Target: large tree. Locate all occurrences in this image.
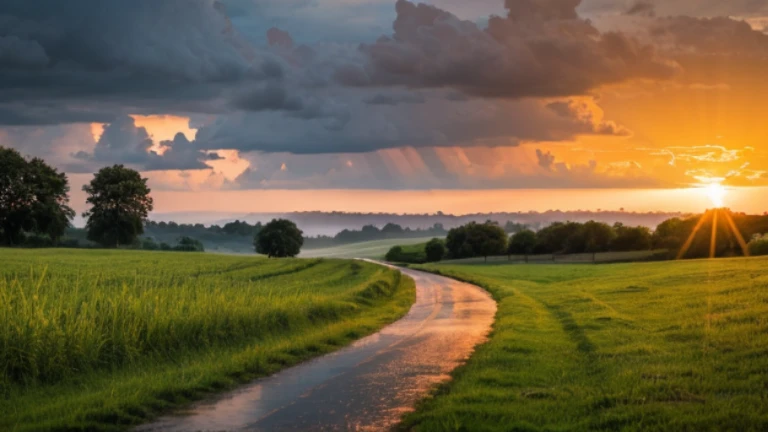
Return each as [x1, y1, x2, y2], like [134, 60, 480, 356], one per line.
[254, 219, 304, 258]
[0, 147, 74, 245]
[83, 165, 153, 247]
[27, 158, 75, 243]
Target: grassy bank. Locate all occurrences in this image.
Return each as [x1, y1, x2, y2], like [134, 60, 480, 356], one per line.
[300, 237, 434, 259]
[403, 258, 768, 431]
[0, 249, 415, 431]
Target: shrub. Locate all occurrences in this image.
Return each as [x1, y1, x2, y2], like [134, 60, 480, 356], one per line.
[425, 238, 446, 262]
[749, 234, 768, 256]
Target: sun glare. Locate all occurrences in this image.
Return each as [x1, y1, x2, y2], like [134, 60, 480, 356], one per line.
[705, 183, 726, 208]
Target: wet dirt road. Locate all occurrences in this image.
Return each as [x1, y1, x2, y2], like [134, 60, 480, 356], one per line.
[136, 266, 496, 431]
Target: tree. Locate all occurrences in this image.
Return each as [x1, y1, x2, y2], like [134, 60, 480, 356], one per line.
[425, 238, 446, 262]
[611, 224, 652, 252]
[446, 222, 508, 261]
[26, 158, 75, 243]
[534, 222, 582, 254]
[83, 165, 154, 247]
[508, 229, 537, 257]
[566, 221, 615, 254]
[0, 147, 34, 245]
[254, 219, 304, 258]
[0, 147, 74, 245]
[385, 246, 404, 262]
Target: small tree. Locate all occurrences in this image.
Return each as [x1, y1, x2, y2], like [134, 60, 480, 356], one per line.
[508, 229, 536, 261]
[83, 165, 154, 247]
[749, 234, 768, 256]
[385, 245, 404, 262]
[254, 219, 304, 258]
[425, 238, 446, 262]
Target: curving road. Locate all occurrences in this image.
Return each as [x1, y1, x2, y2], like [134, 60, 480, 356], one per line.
[137, 265, 496, 432]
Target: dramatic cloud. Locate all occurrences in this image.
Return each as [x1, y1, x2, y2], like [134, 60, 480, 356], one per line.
[73, 116, 217, 172]
[650, 16, 768, 56]
[0, 0, 282, 125]
[336, 0, 679, 98]
[193, 92, 631, 154]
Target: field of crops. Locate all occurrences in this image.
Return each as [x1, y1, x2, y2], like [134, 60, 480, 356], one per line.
[0, 249, 414, 431]
[404, 257, 768, 431]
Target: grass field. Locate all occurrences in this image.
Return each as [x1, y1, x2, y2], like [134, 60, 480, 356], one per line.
[402, 258, 768, 431]
[0, 249, 415, 431]
[300, 237, 434, 259]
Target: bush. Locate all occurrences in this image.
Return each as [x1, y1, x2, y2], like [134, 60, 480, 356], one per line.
[749, 234, 768, 256]
[173, 236, 205, 252]
[385, 244, 428, 264]
[425, 238, 446, 262]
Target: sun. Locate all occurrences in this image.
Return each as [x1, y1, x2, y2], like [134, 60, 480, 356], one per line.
[705, 183, 726, 208]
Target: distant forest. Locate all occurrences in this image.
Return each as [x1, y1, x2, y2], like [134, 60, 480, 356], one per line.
[57, 212, 687, 254]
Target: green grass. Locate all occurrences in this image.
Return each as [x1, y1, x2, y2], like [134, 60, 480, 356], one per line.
[0, 249, 415, 431]
[300, 237, 434, 259]
[403, 258, 768, 431]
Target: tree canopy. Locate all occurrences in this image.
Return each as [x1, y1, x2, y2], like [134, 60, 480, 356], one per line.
[0, 147, 74, 245]
[82, 165, 153, 248]
[446, 221, 508, 260]
[425, 238, 446, 262]
[254, 219, 304, 258]
[508, 229, 536, 255]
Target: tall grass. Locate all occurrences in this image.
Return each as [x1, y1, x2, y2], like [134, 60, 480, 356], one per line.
[0, 249, 403, 391]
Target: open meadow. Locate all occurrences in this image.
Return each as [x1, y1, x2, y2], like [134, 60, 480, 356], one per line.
[403, 257, 768, 431]
[0, 249, 415, 431]
[300, 237, 435, 259]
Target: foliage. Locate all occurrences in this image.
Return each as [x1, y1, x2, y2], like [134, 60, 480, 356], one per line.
[653, 210, 768, 259]
[0, 147, 74, 245]
[612, 223, 652, 252]
[254, 219, 304, 258]
[565, 221, 616, 253]
[424, 238, 446, 262]
[405, 258, 768, 431]
[385, 243, 428, 264]
[507, 229, 536, 255]
[0, 249, 414, 430]
[173, 236, 205, 252]
[533, 221, 582, 254]
[82, 165, 154, 247]
[446, 221, 509, 260]
[749, 234, 768, 256]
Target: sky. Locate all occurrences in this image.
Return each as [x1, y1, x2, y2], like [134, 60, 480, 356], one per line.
[2, 0, 768, 217]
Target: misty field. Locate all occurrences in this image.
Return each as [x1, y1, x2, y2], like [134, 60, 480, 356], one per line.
[403, 258, 768, 431]
[0, 249, 414, 431]
[300, 237, 435, 259]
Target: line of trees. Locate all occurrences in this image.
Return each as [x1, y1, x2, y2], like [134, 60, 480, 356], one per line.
[1, 147, 202, 251]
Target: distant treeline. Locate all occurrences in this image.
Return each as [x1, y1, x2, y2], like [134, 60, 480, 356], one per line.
[386, 210, 768, 263]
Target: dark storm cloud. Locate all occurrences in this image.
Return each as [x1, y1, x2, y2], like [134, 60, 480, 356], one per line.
[650, 16, 768, 56]
[626, 2, 656, 17]
[74, 116, 214, 172]
[336, 0, 680, 98]
[364, 92, 426, 106]
[0, 0, 287, 125]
